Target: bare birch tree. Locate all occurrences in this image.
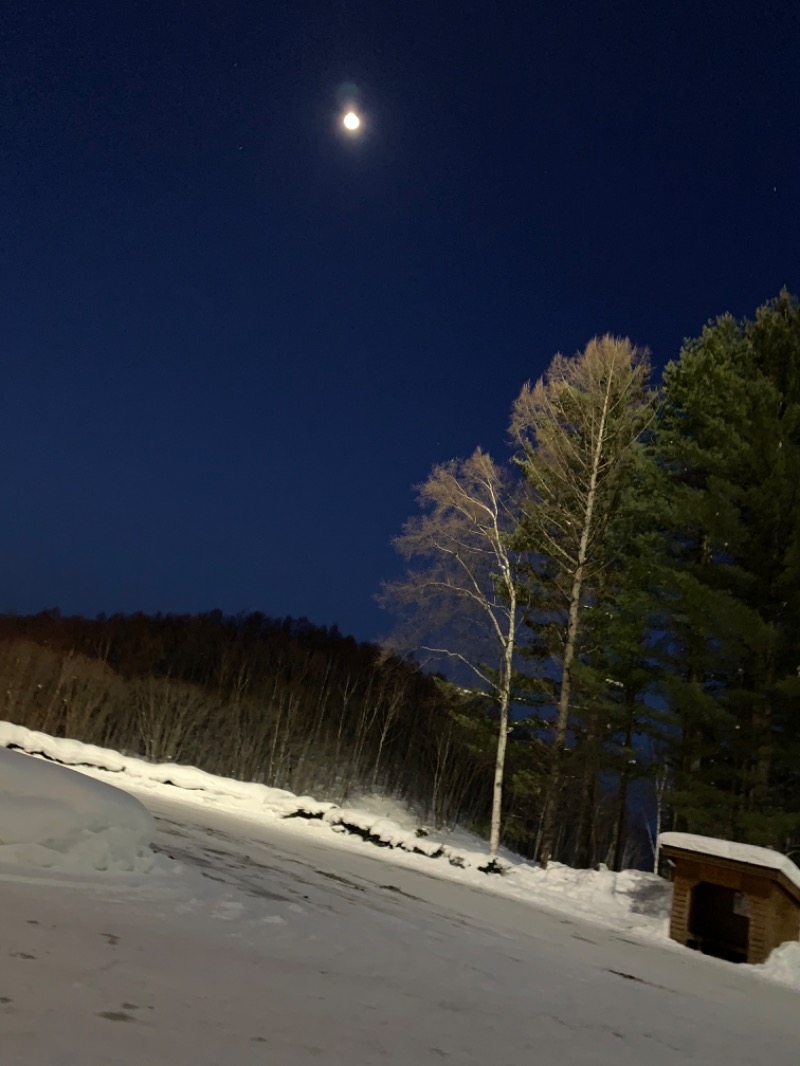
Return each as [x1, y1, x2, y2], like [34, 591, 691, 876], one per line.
[510, 335, 654, 866]
[381, 448, 523, 860]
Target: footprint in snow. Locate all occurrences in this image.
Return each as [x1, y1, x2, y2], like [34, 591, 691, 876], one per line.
[213, 900, 246, 920]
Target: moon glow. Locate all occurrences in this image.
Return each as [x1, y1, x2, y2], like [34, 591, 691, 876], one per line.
[342, 111, 361, 132]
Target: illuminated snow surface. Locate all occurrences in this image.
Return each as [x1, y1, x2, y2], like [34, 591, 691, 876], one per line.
[1, 727, 799, 1065]
[0, 746, 154, 873]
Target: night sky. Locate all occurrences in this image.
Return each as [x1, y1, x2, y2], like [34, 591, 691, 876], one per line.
[2, 1, 798, 642]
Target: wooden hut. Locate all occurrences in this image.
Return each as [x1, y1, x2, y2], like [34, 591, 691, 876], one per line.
[658, 832, 800, 965]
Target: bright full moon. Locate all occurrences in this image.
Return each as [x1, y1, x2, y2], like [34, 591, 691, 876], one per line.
[342, 111, 361, 131]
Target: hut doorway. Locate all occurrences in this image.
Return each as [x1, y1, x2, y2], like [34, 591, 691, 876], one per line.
[688, 882, 749, 963]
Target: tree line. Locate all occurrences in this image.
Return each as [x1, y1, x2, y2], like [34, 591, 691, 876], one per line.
[383, 291, 800, 867]
[0, 609, 549, 852]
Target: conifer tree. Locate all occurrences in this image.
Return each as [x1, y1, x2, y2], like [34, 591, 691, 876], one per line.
[569, 446, 667, 870]
[652, 292, 800, 846]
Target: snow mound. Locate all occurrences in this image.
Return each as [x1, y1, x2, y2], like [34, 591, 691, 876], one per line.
[0, 747, 155, 874]
[754, 941, 800, 991]
[316, 806, 503, 869]
[497, 860, 673, 929]
[613, 867, 674, 920]
[345, 792, 425, 832]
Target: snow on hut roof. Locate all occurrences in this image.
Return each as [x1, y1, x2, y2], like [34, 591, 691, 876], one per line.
[659, 832, 800, 894]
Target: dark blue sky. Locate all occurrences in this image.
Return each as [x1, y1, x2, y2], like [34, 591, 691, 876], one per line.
[2, 1, 798, 641]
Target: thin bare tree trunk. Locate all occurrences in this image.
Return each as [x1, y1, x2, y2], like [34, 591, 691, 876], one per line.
[489, 595, 516, 859]
[539, 373, 613, 866]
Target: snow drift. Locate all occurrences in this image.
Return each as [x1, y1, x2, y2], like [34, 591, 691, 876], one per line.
[0, 745, 155, 873]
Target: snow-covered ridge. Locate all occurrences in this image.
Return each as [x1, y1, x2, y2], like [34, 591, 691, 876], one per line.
[0, 720, 669, 913]
[0, 719, 679, 941]
[0, 720, 501, 872]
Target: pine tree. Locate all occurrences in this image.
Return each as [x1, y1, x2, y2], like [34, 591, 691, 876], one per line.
[652, 292, 800, 847]
[570, 444, 669, 870]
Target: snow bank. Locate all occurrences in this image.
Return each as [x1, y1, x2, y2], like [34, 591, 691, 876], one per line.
[659, 831, 800, 894]
[345, 791, 425, 832]
[0, 720, 670, 919]
[754, 941, 800, 991]
[515, 861, 673, 922]
[0, 746, 155, 873]
[0, 721, 498, 865]
[0, 720, 334, 818]
[289, 805, 500, 869]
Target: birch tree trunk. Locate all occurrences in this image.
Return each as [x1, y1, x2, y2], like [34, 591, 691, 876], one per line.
[382, 448, 525, 861]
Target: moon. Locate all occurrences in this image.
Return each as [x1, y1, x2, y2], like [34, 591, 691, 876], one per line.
[342, 111, 361, 132]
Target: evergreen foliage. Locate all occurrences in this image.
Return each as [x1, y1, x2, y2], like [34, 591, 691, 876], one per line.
[651, 291, 800, 849]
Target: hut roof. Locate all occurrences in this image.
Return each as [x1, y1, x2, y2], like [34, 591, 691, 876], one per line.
[659, 832, 800, 893]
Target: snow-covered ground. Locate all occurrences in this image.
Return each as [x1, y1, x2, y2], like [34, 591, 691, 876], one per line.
[0, 720, 673, 931]
[2, 723, 800, 1064]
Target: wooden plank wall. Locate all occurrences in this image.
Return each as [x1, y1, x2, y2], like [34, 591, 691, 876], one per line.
[670, 876, 691, 945]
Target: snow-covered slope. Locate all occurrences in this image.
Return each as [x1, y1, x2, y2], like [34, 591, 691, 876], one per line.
[0, 719, 670, 929]
[2, 723, 800, 1063]
[1, 719, 799, 1003]
[1, 761, 800, 1065]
